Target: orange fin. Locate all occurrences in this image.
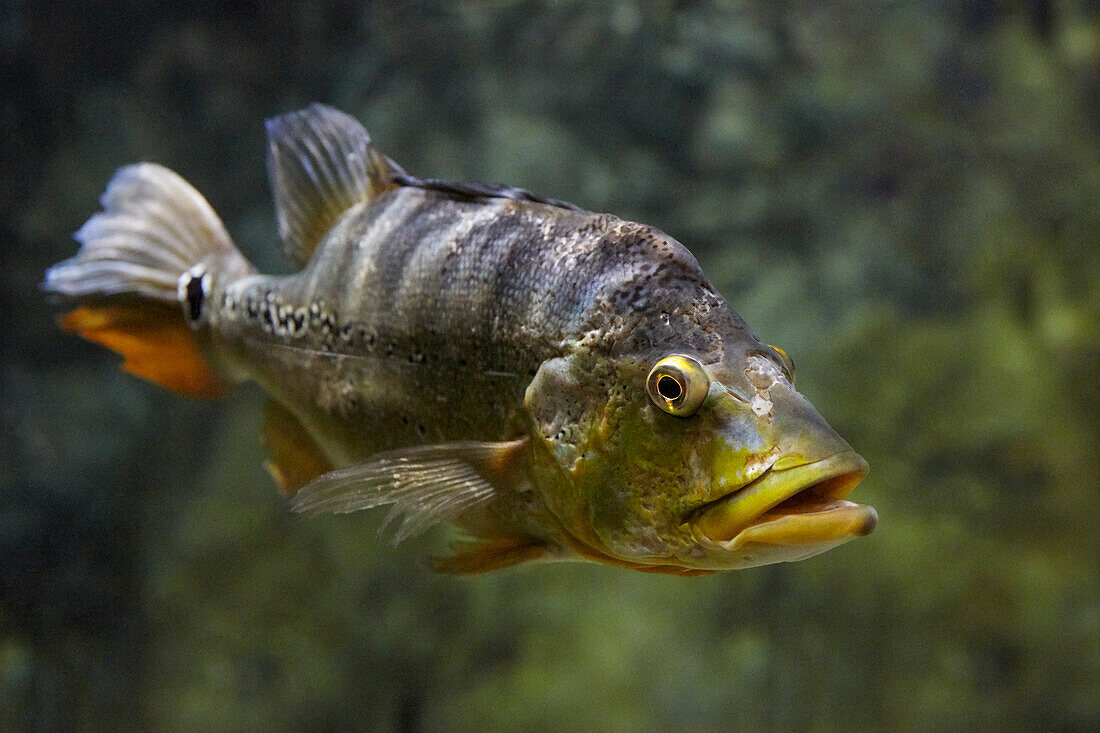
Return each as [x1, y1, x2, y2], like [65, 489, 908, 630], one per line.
[432, 536, 553, 575]
[61, 303, 230, 399]
[262, 401, 333, 496]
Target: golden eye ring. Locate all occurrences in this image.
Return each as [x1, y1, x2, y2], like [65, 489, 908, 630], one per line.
[646, 354, 710, 417]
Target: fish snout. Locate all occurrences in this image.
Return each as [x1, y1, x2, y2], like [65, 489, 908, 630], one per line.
[766, 383, 857, 465]
[689, 385, 876, 566]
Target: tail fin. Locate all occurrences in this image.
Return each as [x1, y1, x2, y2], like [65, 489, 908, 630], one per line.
[43, 163, 253, 399]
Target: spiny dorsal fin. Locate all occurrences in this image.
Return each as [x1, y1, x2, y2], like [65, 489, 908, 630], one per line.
[265, 103, 405, 268]
[290, 439, 527, 545]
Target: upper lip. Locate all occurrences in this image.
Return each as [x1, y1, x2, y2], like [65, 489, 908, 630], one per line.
[690, 451, 874, 548]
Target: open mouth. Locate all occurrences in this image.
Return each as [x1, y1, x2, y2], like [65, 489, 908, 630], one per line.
[692, 451, 876, 551]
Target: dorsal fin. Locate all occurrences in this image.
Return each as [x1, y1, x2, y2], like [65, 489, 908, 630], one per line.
[265, 103, 405, 268]
[387, 174, 585, 212]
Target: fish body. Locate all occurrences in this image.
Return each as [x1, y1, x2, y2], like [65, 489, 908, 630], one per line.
[44, 104, 876, 575]
[216, 187, 732, 464]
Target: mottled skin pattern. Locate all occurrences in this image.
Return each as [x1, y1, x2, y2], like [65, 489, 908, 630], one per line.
[205, 182, 772, 568]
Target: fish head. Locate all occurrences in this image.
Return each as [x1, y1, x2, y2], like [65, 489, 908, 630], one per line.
[523, 345, 875, 572]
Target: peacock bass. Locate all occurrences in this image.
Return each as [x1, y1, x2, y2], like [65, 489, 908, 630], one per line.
[43, 104, 876, 575]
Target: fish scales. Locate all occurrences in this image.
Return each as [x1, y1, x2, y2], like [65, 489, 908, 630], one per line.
[43, 104, 876, 574]
[214, 185, 737, 464]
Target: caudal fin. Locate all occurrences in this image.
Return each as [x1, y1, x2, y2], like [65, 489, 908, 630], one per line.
[43, 163, 253, 398]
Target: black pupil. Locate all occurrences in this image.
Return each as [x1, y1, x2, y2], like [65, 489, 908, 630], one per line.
[656, 374, 684, 402]
[185, 275, 204, 321]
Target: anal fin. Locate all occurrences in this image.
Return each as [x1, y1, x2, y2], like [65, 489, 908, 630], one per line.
[432, 536, 553, 575]
[262, 401, 333, 496]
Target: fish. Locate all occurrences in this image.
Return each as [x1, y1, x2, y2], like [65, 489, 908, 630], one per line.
[42, 103, 876, 575]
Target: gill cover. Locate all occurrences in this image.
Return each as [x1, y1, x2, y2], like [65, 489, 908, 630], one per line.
[523, 352, 714, 565]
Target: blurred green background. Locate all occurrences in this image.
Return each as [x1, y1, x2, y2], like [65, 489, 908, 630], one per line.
[2, 1, 1098, 730]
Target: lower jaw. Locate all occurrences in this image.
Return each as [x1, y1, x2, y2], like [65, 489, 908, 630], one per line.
[691, 532, 864, 569]
[725, 499, 878, 549]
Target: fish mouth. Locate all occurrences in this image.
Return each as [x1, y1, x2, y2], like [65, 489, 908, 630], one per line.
[691, 451, 876, 557]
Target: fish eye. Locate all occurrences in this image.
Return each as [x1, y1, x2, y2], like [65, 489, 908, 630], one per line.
[646, 354, 709, 417]
[768, 345, 796, 384]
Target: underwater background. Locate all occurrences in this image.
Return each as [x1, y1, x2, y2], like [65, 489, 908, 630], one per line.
[3, 1, 1099, 730]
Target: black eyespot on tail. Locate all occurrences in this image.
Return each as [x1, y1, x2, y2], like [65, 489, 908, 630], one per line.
[185, 273, 205, 321]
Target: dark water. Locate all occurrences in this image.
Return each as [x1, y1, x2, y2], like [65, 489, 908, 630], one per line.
[3, 2, 1098, 730]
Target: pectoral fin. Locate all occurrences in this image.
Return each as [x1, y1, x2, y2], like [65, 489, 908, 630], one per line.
[290, 439, 527, 544]
[261, 401, 333, 496]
